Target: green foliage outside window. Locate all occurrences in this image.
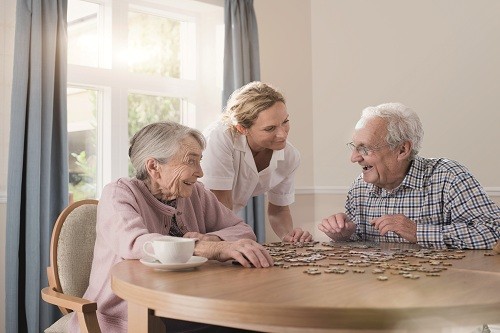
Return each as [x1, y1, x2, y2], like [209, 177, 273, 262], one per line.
[69, 150, 97, 201]
[68, 90, 97, 202]
[128, 11, 181, 78]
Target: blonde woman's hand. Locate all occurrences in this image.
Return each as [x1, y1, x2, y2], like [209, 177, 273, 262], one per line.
[281, 228, 313, 242]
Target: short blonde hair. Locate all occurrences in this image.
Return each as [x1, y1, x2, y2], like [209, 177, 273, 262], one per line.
[221, 81, 285, 133]
[129, 121, 206, 180]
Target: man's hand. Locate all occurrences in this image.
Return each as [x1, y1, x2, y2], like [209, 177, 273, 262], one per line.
[370, 214, 417, 243]
[282, 228, 313, 242]
[209, 239, 274, 268]
[318, 213, 356, 241]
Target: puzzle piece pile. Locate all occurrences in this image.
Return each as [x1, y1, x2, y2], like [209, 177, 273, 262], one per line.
[262, 241, 493, 281]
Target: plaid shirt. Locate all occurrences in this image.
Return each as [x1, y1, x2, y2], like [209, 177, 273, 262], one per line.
[346, 156, 500, 249]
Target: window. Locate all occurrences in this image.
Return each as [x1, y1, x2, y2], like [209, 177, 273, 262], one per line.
[67, 87, 99, 202]
[67, 0, 224, 202]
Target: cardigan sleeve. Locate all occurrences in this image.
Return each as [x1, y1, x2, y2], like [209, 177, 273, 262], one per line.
[181, 182, 257, 241]
[96, 181, 166, 259]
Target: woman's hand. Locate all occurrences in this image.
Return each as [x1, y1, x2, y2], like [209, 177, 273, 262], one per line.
[281, 228, 313, 242]
[210, 239, 274, 268]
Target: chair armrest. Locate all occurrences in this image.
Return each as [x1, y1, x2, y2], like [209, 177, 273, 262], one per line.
[41, 287, 97, 313]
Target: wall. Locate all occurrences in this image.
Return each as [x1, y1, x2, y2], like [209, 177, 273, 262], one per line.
[254, 0, 319, 242]
[256, 0, 500, 243]
[0, 0, 15, 330]
[310, 0, 500, 189]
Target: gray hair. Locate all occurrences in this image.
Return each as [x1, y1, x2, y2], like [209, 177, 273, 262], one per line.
[129, 121, 206, 180]
[356, 102, 424, 159]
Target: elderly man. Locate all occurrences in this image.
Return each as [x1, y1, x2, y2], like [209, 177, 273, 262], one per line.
[318, 102, 499, 249]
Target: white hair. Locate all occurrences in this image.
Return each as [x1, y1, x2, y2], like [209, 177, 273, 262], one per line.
[355, 102, 424, 159]
[129, 121, 206, 180]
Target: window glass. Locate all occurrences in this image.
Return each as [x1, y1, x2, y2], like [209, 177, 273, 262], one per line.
[127, 93, 181, 176]
[67, 0, 223, 200]
[128, 11, 181, 78]
[67, 87, 99, 202]
[67, 0, 100, 67]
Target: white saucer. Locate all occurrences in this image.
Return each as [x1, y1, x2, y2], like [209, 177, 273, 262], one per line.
[140, 256, 208, 271]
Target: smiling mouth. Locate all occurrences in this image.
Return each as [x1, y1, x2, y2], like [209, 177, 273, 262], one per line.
[183, 181, 195, 185]
[362, 165, 373, 172]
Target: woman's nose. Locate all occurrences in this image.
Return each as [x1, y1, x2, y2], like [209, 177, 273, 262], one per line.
[276, 126, 287, 138]
[195, 164, 204, 178]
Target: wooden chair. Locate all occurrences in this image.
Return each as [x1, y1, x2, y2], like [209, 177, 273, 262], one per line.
[41, 199, 167, 332]
[41, 199, 101, 333]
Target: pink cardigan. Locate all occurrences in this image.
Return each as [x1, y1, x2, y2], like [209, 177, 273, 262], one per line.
[67, 178, 255, 332]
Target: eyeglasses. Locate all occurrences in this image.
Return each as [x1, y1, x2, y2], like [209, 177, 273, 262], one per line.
[346, 142, 391, 156]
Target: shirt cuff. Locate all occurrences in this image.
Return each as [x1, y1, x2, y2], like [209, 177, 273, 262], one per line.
[267, 192, 295, 207]
[416, 224, 446, 249]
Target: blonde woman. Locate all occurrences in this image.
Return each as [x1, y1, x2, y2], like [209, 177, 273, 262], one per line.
[200, 82, 312, 242]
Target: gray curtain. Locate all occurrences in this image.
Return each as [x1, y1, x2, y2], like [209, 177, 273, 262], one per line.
[223, 0, 265, 242]
[5, 1, 69, 332]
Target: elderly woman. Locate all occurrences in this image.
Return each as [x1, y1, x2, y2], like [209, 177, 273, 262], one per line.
[200, 81, 312, 242]
[67, 121, 273, 333]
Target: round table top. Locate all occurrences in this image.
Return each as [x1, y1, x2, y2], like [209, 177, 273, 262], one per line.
[111, 242, 500, 331]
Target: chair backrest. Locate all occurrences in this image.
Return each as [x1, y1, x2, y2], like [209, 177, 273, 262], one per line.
[47, 199, 99, 314]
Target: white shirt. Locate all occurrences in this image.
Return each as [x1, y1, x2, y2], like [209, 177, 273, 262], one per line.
[200, 121, 300, 213]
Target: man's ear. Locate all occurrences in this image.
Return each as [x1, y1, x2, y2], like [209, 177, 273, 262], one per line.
[397, 141, 413, 161]
[235, 124, 247, 135]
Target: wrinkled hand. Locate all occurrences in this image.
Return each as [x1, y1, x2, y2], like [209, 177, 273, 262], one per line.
[282, 228, 313, 242]
[215, 239, 274, 268]
[370, 214, 417, 243]
[184, 232, 221, 242]
[318, 213, 356, 241]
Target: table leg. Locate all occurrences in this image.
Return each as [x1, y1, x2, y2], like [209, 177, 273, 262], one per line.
[127, 302, 149, 333]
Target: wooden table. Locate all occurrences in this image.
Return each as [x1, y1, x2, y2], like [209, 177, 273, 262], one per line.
[111, 242, 500, 332]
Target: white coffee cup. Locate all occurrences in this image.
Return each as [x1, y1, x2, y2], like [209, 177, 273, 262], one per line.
[143, 237, 195, 264]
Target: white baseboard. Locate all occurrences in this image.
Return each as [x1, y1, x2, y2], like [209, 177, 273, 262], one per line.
[295, 186, 349, 195]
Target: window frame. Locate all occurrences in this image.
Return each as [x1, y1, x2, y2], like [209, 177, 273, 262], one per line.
[67, 0, 224, 198]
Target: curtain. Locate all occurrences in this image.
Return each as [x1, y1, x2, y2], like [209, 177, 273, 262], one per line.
[223, 0, 265, 242]
[5, 1, 68, 332]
